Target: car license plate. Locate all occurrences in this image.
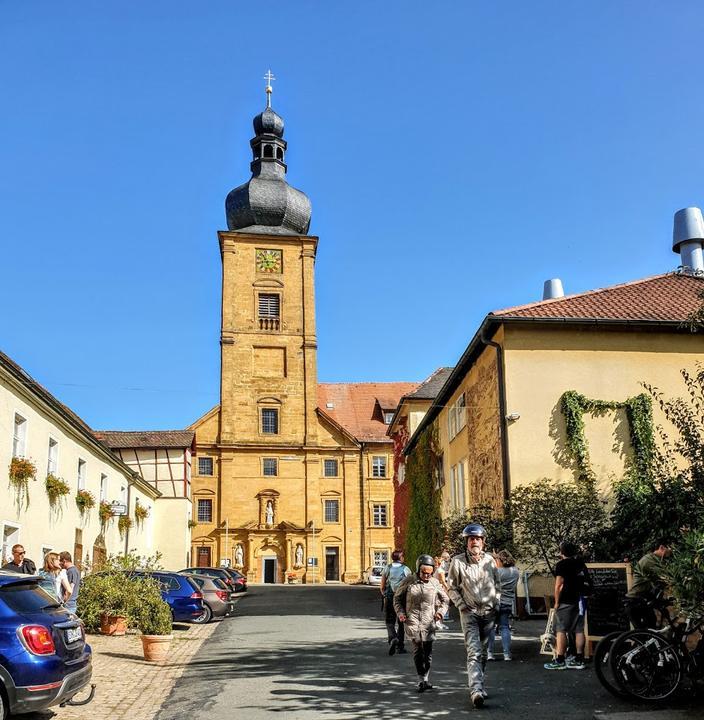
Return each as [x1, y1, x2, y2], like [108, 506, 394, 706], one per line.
[65, 626, 82, 644]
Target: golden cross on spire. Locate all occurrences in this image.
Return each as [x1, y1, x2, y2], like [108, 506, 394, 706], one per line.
[263, 69, 276, 108]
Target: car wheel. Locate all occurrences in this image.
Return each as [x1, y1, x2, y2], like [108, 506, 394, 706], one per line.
[0, 687, 7, 720]
[193, 604, 212, 624]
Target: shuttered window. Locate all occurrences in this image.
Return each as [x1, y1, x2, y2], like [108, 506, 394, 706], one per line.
[258, 293, 280, 318]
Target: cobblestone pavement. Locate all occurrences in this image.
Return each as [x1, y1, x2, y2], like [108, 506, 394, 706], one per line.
[25, 619, 222, 720]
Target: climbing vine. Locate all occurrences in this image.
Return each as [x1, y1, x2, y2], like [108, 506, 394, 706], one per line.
[404, 423, 444, 563]
[560, 391, 655, 483]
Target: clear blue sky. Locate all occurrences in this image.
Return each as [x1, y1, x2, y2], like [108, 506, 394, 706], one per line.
[2, 2, 704, 430]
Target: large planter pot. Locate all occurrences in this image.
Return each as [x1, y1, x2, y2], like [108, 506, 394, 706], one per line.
[100, 614, 128, 636]
[140, 634, 173, 663]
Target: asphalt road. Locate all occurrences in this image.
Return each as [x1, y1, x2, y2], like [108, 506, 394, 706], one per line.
[154, 585, 692, 719]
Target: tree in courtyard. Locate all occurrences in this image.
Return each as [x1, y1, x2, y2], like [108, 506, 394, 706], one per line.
[441, 504, 516, 557]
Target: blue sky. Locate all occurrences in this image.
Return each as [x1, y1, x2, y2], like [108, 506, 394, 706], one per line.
[2, 2, 704, 430]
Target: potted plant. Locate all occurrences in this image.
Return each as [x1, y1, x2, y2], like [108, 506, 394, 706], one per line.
[187, 519, 198, 529]
[137, 582, 173, 662]
[45, 473, 70, 510]
[118, 515, 133, 538]
[99, 500, 113, 531]
[75, 489, 96, 516]
[78, 570, 138, 636]
[286, 572, 298, 584]
[8, 457, 36, 510]
[134, 500, 149, 527]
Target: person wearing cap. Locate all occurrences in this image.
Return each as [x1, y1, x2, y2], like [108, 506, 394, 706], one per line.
[446, 523, 501, 709]
[394, 554, 449, 692]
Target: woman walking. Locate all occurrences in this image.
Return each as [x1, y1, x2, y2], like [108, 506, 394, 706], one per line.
[487, 549, 520, 661]
[37, 551, 71, 603]
[394, 554, 449, 692]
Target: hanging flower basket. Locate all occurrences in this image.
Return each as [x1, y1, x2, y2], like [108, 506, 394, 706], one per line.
[134, 501, 149, 527]
[45, 474, 70, 509]
[75, 489, 96, 516]
[99, 501, 113, 530]
[8, 457, 36, 511]
[118, 516, 133, 538]
[187, 519, 198, 529]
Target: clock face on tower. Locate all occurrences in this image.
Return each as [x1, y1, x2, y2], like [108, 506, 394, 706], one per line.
[255, 248, 283, 274]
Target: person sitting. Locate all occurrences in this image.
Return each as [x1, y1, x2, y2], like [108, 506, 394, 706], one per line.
[624, 539, 672, 629]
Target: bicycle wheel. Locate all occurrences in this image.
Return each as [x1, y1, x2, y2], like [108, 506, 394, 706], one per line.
[610, 630, 682, 702]
[594, 631, 631, 699]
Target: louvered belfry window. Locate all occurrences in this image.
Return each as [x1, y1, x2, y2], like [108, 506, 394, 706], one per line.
[258, 293, 280, 318]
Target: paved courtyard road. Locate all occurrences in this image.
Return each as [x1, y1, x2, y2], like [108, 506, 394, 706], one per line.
[155, 585, 651, 719]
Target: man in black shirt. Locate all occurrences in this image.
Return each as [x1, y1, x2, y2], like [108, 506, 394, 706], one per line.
[544, 541, 590, 671]
[2, 544, 37, 574]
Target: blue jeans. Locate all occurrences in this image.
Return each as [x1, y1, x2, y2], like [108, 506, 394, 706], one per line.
[460, 610, 496, 694]
[487, 606, 512, 657]
[64, 601, 77, 614]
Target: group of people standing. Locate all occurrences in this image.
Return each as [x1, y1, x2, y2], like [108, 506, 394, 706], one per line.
[2, 544, 81, 613]
[380, 523, 520, 708]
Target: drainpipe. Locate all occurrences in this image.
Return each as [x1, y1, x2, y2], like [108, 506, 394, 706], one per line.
[124, 477, 134, 556]
[480, 329, 511, 502]
[359, 442, 366, 575]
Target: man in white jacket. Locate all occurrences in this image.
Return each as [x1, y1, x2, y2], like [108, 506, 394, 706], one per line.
[446, 523, 501, 709]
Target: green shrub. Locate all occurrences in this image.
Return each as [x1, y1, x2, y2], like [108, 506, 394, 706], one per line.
[135, 583, 173, 636]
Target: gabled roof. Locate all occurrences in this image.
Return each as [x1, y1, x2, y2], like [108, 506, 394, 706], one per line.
[404, 367, 454, 400]
[318, 382, 418, 442]
[491, 272, 704, 323]
[95, 430, 195, 449]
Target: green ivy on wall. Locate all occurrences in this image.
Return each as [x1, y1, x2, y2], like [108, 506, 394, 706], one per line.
[404, 424, 444, 564]
[560, 390, 655, 483]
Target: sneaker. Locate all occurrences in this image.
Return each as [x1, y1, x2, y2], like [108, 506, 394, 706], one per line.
[423, 681, 434, 691]
[504, 656, 512, 661]
[471, 692, 485, 708]
[486, 654, 495, 661]
[398, 646, 407, 654]
[388, 638, 398, 656]
[566, 658, 585, 670]
[544, 660, 566, 670]
[417, 681, 426, 693]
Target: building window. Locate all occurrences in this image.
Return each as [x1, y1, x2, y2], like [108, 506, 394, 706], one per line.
[384, 412, 394, 424]
[397, 463, 405, 485]
[448, 393, 467, 440]
[451, 462, 466, 510]
[12, 413, 27, 457]
[372, 504, 388, 526]
[120, 485, 127, 505]
[258, 293, 281, 330]
[261, 408, 279, 434]
[372, 456, 387, 478]
[47, 437, 58, 475]
[100, 474, 108, 502]
[434, 454, 445, 490]
[263, 458, 278, 476]
[198, 457, 213, 476]
[373, 550, 389, 567]
[323, 459, 338, 477]
[324, 499, 340, 523]
[197, 499, 213, 523]
[77, 459, 86, 490]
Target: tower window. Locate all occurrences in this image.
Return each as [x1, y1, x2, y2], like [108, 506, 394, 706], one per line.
[258, 293, 281, 331]
[261, 408, 279, 435]
[263, 145, 274, 158]
[276, 147, 284, 160]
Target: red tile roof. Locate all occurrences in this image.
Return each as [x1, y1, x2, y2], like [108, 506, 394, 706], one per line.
[318, 382, 419, 442]
[491, 272, 704, 322]
[95, 430, 195, 449]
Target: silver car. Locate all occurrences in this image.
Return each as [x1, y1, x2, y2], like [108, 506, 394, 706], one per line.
[364, 566, 385, 586]
[184, 574, 234, 623]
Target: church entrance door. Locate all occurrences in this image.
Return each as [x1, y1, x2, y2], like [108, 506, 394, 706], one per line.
[197, 547, 211, 567]
[263, 557, 277, 583]
[325, 547, 339, 581]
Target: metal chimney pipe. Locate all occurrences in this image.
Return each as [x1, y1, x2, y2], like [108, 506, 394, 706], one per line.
[542, 278, 564, 300]
[673, 207, 704, 272]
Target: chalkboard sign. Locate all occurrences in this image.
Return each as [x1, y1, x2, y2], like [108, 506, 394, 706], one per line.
[585, 563, 633, 644]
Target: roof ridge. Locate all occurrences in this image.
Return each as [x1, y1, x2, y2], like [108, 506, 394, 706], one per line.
[95, 429, 192, 434]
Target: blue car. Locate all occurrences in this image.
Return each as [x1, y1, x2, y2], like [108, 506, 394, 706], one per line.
[0, 571, 92, 718]
[129, 571, 203, 623]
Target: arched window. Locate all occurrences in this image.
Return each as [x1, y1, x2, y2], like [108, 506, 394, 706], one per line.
[263, 145, 274, 158]
[276, 147, 284, 160]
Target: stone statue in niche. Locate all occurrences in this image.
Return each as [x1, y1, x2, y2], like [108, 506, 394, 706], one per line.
[295, 543, 304, 568]
[265, 500, 274, 525]
[235, 544, 244, 568]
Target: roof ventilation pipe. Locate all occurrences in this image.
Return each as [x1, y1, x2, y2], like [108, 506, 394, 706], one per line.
[673, 207, 704, 273]
[542, 278, 564, 300]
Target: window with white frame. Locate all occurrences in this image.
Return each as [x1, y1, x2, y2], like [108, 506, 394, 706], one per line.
[324, 499, 340, 523]
[120, 485, 127, 505]
[373, 550, 389, 567]
[12, 414, 27, 458]
[100, 474, 108, 502]
[323, 459, 338, 477]
[372, 504, 388, 526]
[434, 454, 445, 489]
[384, 412, 394, 424]
[198, 457, 213, 476]
[263, 458, 278, 476]
[448, 393, 467, 440]
[47, 437, 58, 475]
[371, 456, 387, 478]
[451, 462, 466, 509]
[261, 408, 279, 434]
[77, 459, 86, 490]
[197, 499, 212, 522]
[397, 463, 405, 485]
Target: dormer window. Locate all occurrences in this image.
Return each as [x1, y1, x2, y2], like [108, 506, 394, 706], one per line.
[384, 412, 394, 424]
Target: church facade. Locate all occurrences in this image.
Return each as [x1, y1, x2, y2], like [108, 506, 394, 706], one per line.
[188, 89, 416, 583]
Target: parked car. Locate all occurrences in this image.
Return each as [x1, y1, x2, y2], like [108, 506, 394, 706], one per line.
[128, 571, 203, 623]
[0, 571, 93, 718]
[363, 566, 385, 586]
[184, 575, 233, 623]
[180, 567, 247, 593]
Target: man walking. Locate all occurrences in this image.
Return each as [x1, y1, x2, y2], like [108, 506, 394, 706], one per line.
[623, 539, 672, 629]
[447, 523, 501, 709]
[2, 544, 36, 574]
[59, 551, 81, 614]
[544, 541, 591, 671]
[380, 549, 411, 655]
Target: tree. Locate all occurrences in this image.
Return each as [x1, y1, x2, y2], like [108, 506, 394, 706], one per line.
[509, 478, 608, 572]
[441, 505, 516, 557]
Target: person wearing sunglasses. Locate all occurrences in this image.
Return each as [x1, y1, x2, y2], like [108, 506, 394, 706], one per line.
[2, 544, 37, 574]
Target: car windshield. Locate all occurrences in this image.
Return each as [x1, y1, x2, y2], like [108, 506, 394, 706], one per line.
[0, 582, 63, 613]
[371, 568, 383, 576]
